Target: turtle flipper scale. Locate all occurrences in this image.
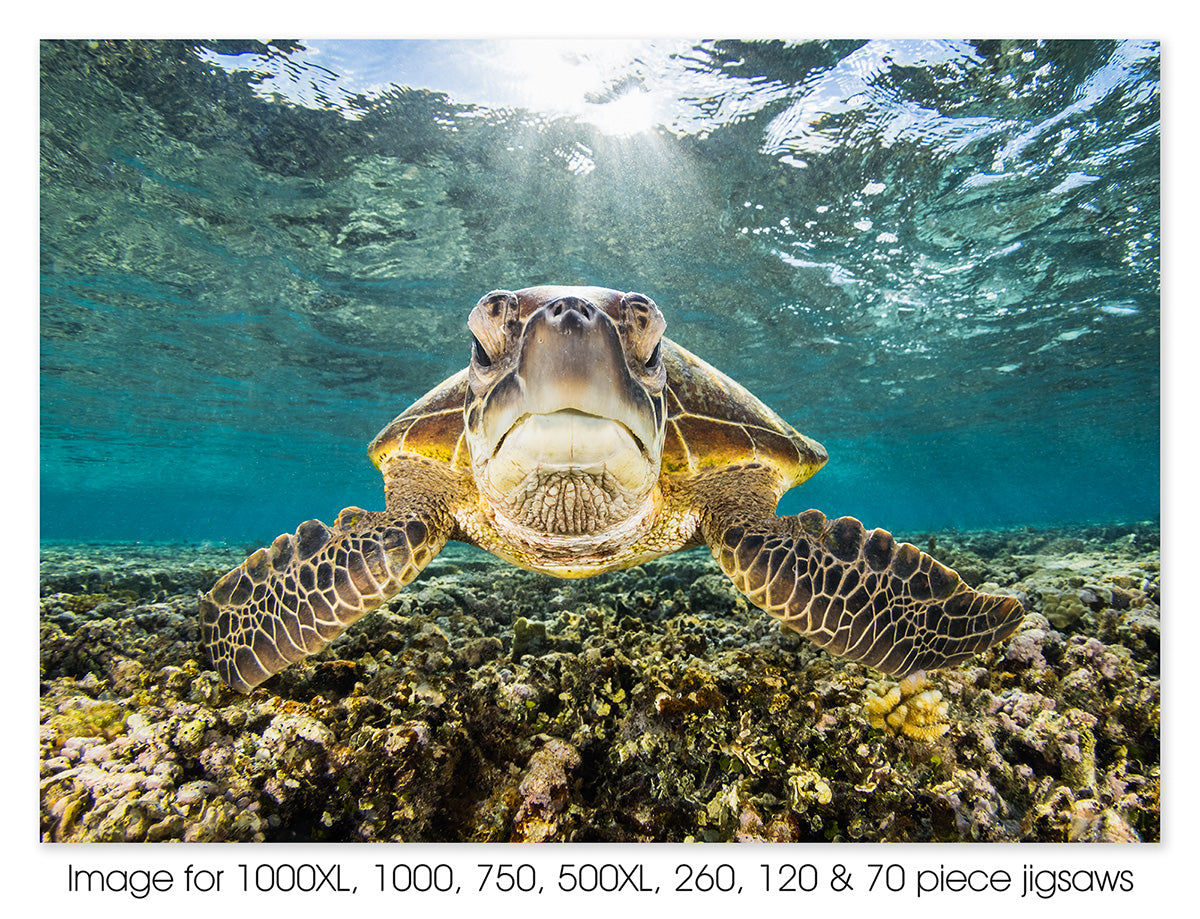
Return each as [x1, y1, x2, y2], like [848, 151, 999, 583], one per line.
[699, 482, 1024, 675]
[199, 507, 448, 692]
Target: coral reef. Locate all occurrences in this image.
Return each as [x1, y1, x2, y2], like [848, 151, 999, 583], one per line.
[39, 522, 1160, 842]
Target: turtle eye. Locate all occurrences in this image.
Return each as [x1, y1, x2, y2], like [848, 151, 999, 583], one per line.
[472, 334, 492, 368]
[645, 340, 662, 369]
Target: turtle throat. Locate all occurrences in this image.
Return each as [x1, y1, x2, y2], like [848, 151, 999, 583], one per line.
[481, 409, 658, 539]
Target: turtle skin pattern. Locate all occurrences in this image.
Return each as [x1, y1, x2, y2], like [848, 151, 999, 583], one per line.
[692, 463, 1024, 676]
[199, 507, 447, 692]
[705, 507, 1023, 675]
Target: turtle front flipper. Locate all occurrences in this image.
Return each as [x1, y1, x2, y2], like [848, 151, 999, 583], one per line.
[696, 468, 1024, 676]
[199, 506, 449, 692]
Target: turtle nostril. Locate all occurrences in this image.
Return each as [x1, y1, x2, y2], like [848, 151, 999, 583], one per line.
[547, 297, 597, 325]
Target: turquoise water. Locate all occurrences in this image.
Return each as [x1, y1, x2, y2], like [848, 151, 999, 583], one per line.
[39, 39, 1160, 543]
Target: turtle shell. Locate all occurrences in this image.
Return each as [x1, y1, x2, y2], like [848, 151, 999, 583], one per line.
[368, 339, 827, 492]
[368, 369, 471, 470]
[659, 340, 827, 488]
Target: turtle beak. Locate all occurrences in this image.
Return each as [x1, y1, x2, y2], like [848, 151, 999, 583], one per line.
[521, 296, 661, 452]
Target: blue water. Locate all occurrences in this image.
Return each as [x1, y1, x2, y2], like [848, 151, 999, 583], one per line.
[39, 39, 1160, 543]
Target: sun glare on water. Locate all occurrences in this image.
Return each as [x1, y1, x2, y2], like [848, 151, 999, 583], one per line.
[468, 39, 673, 136]
[199, 38, 678, 136]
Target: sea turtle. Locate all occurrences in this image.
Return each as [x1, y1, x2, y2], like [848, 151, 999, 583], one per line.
[201, 285, 1024, 693]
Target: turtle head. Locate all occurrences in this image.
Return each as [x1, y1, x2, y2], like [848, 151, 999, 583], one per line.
[463, 286, 668, 540]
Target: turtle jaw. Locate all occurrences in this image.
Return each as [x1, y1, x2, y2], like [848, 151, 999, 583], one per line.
[465, 294, 667, 540]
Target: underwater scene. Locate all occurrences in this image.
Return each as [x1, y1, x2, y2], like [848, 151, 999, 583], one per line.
[39, 39, 1159, 843]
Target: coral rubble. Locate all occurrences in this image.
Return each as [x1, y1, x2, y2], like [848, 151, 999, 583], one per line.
[39, 522, 1160, 842]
